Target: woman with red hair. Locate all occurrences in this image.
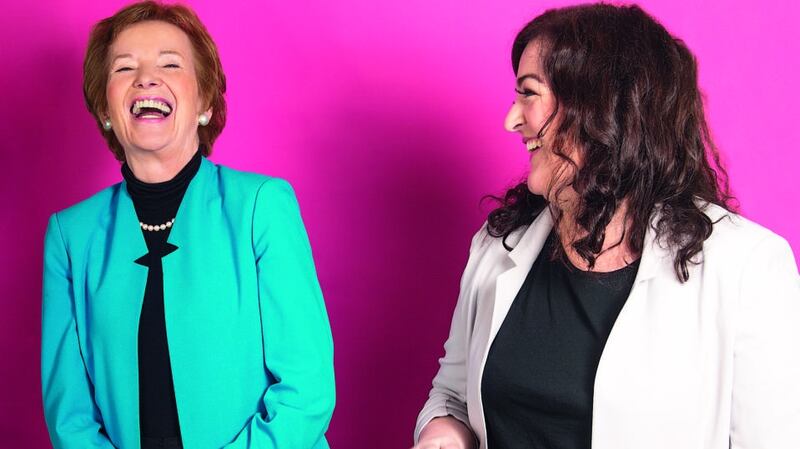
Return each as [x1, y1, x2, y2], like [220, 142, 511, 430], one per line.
[41, 2, 335, 448]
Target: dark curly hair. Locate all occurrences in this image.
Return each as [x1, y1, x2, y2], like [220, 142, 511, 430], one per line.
[487, 3, 735, 282]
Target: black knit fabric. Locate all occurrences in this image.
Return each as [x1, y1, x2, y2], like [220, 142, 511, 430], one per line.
[482, 230, 640, 449]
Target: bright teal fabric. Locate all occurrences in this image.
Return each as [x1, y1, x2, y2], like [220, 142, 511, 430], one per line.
[41, 156, 335, 449]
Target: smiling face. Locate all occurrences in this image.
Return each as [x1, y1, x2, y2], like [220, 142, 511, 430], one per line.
[105, 20, 211, 159]
[504, 40, 579, 203]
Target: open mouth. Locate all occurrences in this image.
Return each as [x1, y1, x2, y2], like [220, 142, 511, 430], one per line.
[130, 97, 173, 120]
[525, 139, 542, 152]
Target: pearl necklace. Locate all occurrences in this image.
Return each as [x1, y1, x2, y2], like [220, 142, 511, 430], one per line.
[140, 218, 175, 232]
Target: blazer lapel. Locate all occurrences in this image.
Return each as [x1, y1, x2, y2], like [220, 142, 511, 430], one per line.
[590, 208, 681, 449]
[96, 179, 149, 449]
[159, 156, 221, 448]
[160, 155, 217, 343]
[488, 208, 554, 343]
[468, 209, 555, 445]
[161, 155, 215, 257]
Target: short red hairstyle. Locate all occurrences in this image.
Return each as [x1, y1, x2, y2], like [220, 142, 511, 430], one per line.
[83, 0, 227, 161]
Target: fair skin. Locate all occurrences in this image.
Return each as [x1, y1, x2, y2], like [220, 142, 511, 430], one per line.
[413, 40, 638, 449]
[104, 20, 212, 183]
[414, 416, 476, 449]
[504, 39, 638, 272]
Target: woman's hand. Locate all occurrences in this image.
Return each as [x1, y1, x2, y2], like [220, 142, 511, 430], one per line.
[411, 416, 477, 449]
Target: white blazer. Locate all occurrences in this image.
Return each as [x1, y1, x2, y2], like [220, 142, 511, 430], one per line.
[415, 203, 800, 449]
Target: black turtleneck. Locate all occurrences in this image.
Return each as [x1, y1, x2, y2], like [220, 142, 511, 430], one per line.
[121, 149, 201, 447]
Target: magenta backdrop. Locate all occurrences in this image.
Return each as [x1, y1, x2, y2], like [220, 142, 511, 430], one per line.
[1, 0, 798, 447]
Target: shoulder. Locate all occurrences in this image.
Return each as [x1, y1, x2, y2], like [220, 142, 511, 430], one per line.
[698, 202, 797, 277]
[214, 162, 271, 192]
[211, 162, 301, 232]
[50, 183, 120, 232]
[466, 221, 505, 257]
[461, 220, 527, 279]
[469, 221, 492, 251]
[202, 161, 299, 221]
[702, 203, 792, 261]
[44, 184, 121, 257]
[245, 176, 306, 253]
[213, 162, 297, 202]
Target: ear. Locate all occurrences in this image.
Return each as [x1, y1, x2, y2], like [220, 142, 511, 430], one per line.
[198, 98, 212, 121]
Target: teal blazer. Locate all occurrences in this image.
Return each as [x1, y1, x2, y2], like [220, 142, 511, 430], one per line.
[41, 156, 335, 449]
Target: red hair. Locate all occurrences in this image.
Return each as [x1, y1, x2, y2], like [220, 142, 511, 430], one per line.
[83, 0, 227, 161]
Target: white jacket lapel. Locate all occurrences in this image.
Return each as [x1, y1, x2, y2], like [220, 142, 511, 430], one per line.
[489, 208, 554, 346]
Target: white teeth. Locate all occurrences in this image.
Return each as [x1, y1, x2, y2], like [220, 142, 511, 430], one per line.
[526, 140, 542, 151]
[131, 99, 172, 115]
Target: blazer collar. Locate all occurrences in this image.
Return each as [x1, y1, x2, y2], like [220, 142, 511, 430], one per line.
[114, 178, 147, 263]
[633, 210, 675, 284]
[115, 155, 217, 257]
[489, 209, 554, 342]
[163, 155, 216, 250]
[490, 205, 676, 342]
[507, 207, 554, 269]
[506, 205, 675, 283]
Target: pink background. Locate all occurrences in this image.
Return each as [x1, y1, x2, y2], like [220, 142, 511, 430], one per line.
[1, 0, 798, 447]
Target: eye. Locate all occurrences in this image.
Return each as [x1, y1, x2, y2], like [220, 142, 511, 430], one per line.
[515, 87, 538, 97]
[163, 63, 180, 68]
[114, 67, 133, 73]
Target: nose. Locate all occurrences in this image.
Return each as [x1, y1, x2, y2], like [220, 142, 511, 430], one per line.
[134, 67, 162, 89]
[504, 100, 525, 133]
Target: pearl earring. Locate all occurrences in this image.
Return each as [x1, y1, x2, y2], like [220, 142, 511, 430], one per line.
[198, 114, 209, 126]
[102, 118, 112, 131]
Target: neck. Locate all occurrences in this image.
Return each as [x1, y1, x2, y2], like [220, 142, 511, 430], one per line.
[556, 199, 639, 272]
[124, 141, 200, 183]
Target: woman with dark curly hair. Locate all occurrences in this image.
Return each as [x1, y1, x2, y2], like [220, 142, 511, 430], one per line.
[413, 4, 799, 449]
[41, 2, 334, 448]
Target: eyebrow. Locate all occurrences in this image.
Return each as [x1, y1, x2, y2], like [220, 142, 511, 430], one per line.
[517, 73, 544, 85]
[111, 50, 185, 64]
[111, 53, 133, 64]
[159, 50, 184, 58]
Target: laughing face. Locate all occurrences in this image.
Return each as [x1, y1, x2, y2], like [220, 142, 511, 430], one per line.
[504, 39, 579, 203]
[105, 20, 211, 158]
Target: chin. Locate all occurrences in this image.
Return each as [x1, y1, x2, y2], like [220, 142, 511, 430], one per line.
[128, 136, 173, 152]
[526, 176, 546, 197]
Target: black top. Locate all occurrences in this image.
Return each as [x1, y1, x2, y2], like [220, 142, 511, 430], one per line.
[482, 230, 640, 449]
[121, 149, 201, 442]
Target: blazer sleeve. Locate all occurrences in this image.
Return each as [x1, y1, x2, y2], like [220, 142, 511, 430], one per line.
[730, 233, 800, 448]
[414, 223, 488, 444]
[41, 213, 116, 449]
[223, 178, 335, 449]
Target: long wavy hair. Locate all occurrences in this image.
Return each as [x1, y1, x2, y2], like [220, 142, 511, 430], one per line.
[487, 3, 735, 282]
